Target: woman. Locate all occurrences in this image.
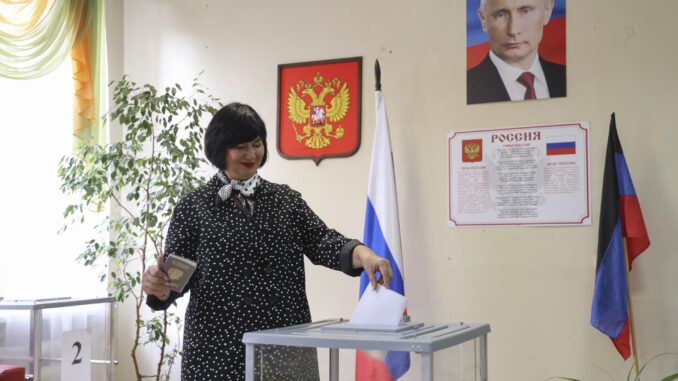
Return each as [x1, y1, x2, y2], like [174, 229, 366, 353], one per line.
[142, 102, 392, 380]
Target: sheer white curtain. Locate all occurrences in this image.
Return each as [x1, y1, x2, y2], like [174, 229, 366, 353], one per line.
[0, 59, 106, 300]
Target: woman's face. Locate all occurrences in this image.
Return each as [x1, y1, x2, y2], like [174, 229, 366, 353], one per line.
[224, 137, 265, 180]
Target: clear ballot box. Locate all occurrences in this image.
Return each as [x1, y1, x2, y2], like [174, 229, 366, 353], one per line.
[0, 297, 115, 381]
[242, 319, 490, 381]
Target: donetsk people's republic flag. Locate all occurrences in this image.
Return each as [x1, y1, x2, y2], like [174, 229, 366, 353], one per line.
[591, 113, 650, 359]
[355, 89, 410, 380]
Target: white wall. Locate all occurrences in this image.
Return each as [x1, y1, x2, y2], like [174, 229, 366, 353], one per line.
[109, 0, 678, 379]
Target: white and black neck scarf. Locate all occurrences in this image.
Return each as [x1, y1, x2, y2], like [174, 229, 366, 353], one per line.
[216, 172, 260, 216]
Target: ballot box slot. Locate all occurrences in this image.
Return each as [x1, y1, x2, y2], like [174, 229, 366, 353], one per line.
[319, 321, 425, 334]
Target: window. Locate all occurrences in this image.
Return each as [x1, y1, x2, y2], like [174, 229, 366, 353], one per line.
[0, 60, 106, 299]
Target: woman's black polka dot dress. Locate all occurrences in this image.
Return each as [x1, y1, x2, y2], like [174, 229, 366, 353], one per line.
[147, 175, 362, 380]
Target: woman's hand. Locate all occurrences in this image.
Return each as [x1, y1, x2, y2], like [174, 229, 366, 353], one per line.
[352, 245, 393, 290]
[142, 255, 172, 301]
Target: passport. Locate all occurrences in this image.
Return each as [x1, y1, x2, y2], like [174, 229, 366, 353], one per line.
[162, 254, 197, 293]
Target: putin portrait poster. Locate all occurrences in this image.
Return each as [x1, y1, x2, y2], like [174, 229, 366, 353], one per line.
[466, 0, 566, 105]
[448, 123, 591, 227]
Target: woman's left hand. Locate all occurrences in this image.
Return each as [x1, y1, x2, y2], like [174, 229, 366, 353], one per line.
[352, 245, 393, 290]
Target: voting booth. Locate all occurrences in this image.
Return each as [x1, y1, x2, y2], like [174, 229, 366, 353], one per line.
[242, 319, 490, 381]
[0, 297, 115, 381]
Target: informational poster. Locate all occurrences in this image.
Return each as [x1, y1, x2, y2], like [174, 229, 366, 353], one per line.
[448, 123, 590, 227]
[61, 329, 92, 381]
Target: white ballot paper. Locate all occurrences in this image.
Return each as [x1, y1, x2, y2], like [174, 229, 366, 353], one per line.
[349, 284, 407, 326]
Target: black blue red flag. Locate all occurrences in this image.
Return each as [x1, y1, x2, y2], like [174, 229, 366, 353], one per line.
[591, 113, 650, 359]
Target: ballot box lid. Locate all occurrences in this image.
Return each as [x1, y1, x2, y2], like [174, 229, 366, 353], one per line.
[242, 319, 490, 353]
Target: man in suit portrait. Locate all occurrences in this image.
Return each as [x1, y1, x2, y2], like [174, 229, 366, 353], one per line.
[467, 0, 566, 105]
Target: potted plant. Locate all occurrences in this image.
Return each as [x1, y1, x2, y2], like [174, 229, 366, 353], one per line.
[57, 74, 220, 380]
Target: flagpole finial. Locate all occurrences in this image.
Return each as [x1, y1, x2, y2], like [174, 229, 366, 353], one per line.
[609, 112, 618, 133]
[375, 59, 381, 91]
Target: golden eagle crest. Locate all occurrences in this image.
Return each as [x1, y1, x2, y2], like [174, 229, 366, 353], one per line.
[464, 143, 481, 160]
[167, 268, 184, 280]
[287, 72, 350, 150]
[462, 139, 483, 162]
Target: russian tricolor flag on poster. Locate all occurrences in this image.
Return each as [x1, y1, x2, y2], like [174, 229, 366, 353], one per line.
[546, 136, 576, 155]
[590, 113, 650, 359]
[356, 67, 409, 381]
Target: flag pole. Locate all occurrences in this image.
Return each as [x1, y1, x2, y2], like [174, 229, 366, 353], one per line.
[375, 59, 381, 91]
[623, 241, 640, 377]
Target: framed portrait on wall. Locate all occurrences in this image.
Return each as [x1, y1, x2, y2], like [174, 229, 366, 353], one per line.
[466, 0, 567, 105]
[277, 57, 362, 165]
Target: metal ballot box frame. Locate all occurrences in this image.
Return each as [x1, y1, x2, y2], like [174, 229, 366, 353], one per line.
[0, 297, 115, 381]
[242, 319, 490, 381]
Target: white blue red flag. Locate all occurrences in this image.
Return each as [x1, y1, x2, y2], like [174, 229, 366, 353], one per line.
[355, 69, 410, 380]
[546, 136, 576, 155]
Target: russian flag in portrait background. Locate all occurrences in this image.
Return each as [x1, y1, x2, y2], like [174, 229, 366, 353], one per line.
[590, 113, 650, 359]
[356, 62, 409, 381]
[466, 0, 567, 70]
[546, 136, 576, 155]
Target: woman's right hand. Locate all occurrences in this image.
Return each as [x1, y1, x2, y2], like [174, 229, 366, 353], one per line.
[142, 255, 172, 301]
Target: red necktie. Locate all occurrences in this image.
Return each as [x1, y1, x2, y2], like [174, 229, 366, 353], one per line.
[517, 72, 536, 100]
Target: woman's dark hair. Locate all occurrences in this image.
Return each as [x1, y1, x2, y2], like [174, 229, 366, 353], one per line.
[204, 102, 268, 170]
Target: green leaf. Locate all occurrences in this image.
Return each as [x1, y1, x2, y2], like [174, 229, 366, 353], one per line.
[57, 72, 220, 380]
[628, 353, 678, 381]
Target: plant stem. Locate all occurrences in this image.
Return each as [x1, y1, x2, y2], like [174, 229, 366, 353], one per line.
[156, 311, 169, 381]
[132, 295, 142, 380]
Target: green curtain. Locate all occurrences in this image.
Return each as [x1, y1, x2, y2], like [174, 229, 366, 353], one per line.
[0, 0, 108, 147]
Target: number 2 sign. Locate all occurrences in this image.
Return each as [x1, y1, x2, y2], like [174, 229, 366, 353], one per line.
[61, 329, 91, 381]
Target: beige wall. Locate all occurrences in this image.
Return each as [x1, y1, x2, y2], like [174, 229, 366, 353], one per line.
[109, 0, 678, 379]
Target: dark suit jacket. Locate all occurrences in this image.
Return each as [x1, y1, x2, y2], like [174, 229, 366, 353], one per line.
[467, 54, 566, 105]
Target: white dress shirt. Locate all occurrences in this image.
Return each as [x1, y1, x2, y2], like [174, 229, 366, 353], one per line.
[489, 50, 550, 101]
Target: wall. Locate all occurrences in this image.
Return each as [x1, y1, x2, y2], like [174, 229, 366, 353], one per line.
[109, 0, 678, 379]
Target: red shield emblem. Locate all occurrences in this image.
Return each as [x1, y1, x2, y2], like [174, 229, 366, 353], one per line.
[277, 57, 362, 165]
[462, 139, 483, 162]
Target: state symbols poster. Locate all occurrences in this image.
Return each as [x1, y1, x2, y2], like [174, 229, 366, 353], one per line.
[448, 122, 591, 227]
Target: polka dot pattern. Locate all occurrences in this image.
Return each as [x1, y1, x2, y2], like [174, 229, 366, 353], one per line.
[216, 172, 260, 217]
[216, 172, 260, 200]
[146, 174, 360, 380]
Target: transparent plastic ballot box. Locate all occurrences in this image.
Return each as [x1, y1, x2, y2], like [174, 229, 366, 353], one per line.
[0, 297, 115, 381]
[242, 319, 490, 381]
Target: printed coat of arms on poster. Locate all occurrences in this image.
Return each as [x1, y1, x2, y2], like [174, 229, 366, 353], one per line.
[277, 57, 362, 164]
[462, 139, 483, 162]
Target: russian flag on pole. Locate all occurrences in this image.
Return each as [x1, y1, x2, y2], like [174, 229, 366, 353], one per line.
[355, 61, 410, 381]
[591, 113, 650, 359]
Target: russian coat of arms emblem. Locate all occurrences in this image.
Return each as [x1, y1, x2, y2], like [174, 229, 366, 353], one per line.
[277, 57, 362, 164]
[462, 139, 483, 162]
[287, 72, 349, 150]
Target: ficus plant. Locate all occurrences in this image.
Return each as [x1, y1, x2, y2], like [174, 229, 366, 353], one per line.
[57, 74, 220, 381]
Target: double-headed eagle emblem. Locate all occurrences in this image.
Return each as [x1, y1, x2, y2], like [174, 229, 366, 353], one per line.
[167, 268, 183, 281]
[462, 139, 483, 162]
[287, 72, 350, 149]
[464, 142, 481, 161]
